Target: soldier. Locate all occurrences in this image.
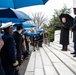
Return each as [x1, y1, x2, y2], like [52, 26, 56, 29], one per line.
[0, 22, 19, 75]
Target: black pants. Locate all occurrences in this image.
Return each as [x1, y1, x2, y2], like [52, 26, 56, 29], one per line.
[39, 41, 42, 47]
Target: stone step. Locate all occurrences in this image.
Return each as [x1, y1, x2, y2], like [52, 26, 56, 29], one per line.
[24, 52, 36, 75]
[35, 50, 43, 69]
[50, 42, 76, 61]
[45, 44, 76, 74]
[52, 42, 74, 52]
[24, 42, 76, 75]
[34, 50, 44, 75]
[40, 48, 58, 75]
[34, 69, 44, 75]
[43, 45, 75, 75]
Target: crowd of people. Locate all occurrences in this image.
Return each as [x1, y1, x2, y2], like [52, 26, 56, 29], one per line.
[0, 23, 48, 75]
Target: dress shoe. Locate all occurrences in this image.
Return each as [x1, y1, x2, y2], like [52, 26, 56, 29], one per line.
[61, 49, 67, 51]
[70, 52, 76, 54]
[73, 54, 76, 57]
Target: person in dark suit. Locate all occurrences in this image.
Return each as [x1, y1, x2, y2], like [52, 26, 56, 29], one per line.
[44, 31, 48, 44]
[71, 8, 76, 57]
[60, 17, 70, 51]
[1, 23, 19, 75]
[13, 25, 23, 75]
[39, 32, 43, 47]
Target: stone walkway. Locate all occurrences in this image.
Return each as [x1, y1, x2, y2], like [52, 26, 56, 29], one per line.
[20, 42, 76, 75]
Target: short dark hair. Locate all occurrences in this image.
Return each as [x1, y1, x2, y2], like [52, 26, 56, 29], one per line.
[17, 25, 23, 30]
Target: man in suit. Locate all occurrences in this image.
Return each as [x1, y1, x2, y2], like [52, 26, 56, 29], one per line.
[71, 8, 76, 57]
[13, 25, 23, 75]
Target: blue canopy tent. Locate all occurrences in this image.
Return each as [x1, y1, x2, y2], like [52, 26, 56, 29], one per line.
[22, 23, 36, 28]
[36, 29, 44, 33]
[24, 32, 40, 38]
[22, 29, 26, 34]
[0, 18, 24, 23]
[14, 23, 36, 34]
[14, 23, 36, 29]
[0, 8, 31, 23]
[0, 0, 48, 9]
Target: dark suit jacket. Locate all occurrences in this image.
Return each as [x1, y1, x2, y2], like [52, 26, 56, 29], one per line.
[72, 16, 76, 42]
[72, 16, 76, 30]
[13, 31, 23, 65]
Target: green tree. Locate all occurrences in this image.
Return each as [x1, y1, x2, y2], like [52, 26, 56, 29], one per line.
[31, 12, 48, 30]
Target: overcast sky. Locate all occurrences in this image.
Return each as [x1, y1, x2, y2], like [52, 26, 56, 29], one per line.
[17, 0, 73, 20]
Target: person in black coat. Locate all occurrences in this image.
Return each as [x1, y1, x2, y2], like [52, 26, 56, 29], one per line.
[60, 17, 70, 51]
[71, 8, 76, 57]
[13, 25, 23, 75]
[13, 26, 23, 66]
[1, 25, 19, 75]
[39, 32, 43, 47]
[32, 35, 39, 51]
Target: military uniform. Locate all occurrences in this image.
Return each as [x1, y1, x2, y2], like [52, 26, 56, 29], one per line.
[13, 31, 23, 66]
[1, 33, 18, 75]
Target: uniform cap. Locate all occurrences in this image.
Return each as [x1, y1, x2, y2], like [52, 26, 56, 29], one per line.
[0, 22, 14, 29]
